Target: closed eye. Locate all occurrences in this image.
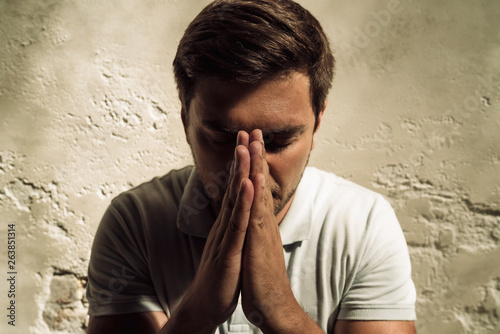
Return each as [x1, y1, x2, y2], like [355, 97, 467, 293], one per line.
[265, 139, 295, 153]
[209, 134, 236, 146]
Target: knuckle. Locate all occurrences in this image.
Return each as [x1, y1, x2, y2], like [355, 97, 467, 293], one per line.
[226, 197, 236, 210]
[228, 217, 239, 232]
[251, 216, 265, 230]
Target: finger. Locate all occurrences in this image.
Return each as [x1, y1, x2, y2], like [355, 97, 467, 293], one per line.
[248, 173, 267, 242]
[249, 131, 272, 212]
[206, 153, 236, 246]
[220, 178, 254, 257]
[248, 131, 274, 229]
[249, 129, 262, 145]
[237, 130, 249, 147]
[226, 131, 250, 210]
[224, 145, 250, 212]
[249, 140, 264, 182]
[249, 129, 271, 184]
[218, 145, 251, 236]
[208, 144, 248, 246]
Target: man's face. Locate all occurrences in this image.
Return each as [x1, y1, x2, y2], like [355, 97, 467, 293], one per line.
[183, 71, 323, 222]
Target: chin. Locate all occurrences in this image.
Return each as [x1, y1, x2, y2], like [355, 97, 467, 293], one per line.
[272, 196, 287, 217]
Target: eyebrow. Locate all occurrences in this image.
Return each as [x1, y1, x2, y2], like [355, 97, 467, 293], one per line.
[202, 120, 239, 135]
[202, 120, 306, 136]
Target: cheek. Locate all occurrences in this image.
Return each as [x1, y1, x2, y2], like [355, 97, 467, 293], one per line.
[192, 130, 233, 178]
[267, 138, 312, 186]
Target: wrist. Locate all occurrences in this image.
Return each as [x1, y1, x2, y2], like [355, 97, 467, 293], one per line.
[163, 294, 219, 334]
[257, 296, 324, 334]
[256, 294, 304, 333]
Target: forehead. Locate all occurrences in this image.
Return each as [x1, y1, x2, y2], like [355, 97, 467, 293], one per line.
[189, 72, 314, 132]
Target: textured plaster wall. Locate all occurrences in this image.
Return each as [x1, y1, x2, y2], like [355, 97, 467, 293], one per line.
[0, 0, 498, 333]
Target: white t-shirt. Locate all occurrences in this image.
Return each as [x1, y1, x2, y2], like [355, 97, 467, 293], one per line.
[87, 166, 416, 333]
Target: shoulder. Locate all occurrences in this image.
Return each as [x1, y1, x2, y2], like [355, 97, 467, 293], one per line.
[302, 170, 416, 321]
[94, 166, 195, 241]
[304, 167, 392, 218]
[111, 165, 194, 212]
[302, 167, 401, 260]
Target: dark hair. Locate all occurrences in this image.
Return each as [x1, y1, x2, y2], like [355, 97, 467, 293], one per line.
[173, 0, 335, 127]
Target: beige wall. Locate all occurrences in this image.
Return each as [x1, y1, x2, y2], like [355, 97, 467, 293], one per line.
[0, 0, 499, 333]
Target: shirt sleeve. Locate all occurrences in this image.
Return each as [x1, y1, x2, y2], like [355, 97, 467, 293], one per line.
[86, 196, 164, 316]
[337, 197, 417, 321]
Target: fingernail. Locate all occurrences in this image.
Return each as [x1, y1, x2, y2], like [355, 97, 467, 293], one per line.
[260, 174, 265, 187]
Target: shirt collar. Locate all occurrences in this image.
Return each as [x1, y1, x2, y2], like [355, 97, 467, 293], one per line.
[177, 166, 314, 245]
[278, 167, 314, 245]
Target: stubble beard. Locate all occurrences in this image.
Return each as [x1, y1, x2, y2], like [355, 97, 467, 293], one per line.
[191, 148, 312, 219]
[271, 151, 310, 217]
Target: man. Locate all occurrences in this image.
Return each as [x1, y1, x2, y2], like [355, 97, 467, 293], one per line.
[86, 0, 417, 333]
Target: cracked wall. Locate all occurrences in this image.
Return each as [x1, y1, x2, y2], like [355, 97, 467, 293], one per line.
[0, 0, 499, 333]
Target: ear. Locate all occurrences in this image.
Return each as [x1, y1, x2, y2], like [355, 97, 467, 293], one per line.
[311, 100, 327, 150]
[181, 107, 191, 145]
